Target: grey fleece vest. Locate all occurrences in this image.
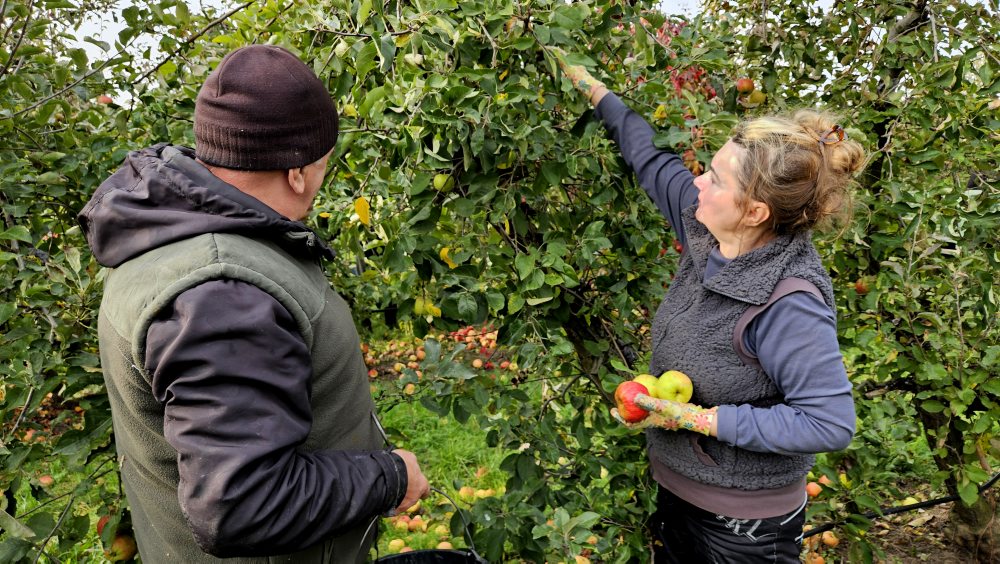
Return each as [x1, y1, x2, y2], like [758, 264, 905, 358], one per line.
[97, 232, 383, 563]
[646, 207, 835, 491]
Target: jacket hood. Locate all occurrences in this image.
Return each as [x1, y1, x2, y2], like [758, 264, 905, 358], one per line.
[79, 143, 333, 267]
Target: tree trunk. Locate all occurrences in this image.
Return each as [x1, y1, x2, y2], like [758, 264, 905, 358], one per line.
[919, 410, 1000, 562]
[947, 492, 1000, 563]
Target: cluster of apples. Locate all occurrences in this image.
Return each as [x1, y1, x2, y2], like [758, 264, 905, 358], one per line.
[613, 370, 694, 423]
[736, 77, 767, 108]
[385, 501, 455, 554]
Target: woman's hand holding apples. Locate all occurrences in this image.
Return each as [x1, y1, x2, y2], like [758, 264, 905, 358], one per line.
[634, 394, 718, 436]
[611, 372, 718, 436]
[611, 396, 717, 436]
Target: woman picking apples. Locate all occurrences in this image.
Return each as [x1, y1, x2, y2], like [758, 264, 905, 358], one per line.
[555, 49, 861, 563]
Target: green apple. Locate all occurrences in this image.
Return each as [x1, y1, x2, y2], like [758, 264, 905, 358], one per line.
[433, 173, 455, 192]
[657, 370, 693, 403]
[632, 374, 661, 398]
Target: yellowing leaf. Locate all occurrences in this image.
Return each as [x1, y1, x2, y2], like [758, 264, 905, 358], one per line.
[499, 69, 509, 81]
[439, 247, 458, 269]
[354, 197, 371, 226]
[653, 104, 668, 120]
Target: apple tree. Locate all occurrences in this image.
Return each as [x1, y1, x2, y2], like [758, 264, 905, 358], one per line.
[2, 0, 999, 562]
[695, 1, 1000, 560]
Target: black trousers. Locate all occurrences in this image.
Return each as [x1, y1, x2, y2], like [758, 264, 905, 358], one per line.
[650, 487, 807, 563]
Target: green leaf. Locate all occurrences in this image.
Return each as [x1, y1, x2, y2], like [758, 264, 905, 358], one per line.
[354, 40, 379, 83]
[0, 511, 35, 540]
[507, 294, 524, 315]
[0, 302, 16, 326]
[920, 399, 946, 413]
[652, 128, 691, 149]
[356, 0, 372, 28]
[33, 171, 62, 184]
[457, 293, 478, 321]
[65, 246, 81, 272]
[0, 226, 31, 243]
[514, 254, 534, 280]
[507, 293, 524, 314]
[982, 345, 1000, 368]
[958, 480, 979, 506]
[359, 85, 387, 117]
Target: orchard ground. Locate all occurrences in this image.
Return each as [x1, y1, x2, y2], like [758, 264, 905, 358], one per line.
[11, 322, 988, 562]
[365, 324, 979, 562]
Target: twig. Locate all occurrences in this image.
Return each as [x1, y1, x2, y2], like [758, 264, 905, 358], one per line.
[804, 470, 1000, 538]
[133, 0, 255, 86]
[253, 1, 294, 43]
[18, 458, 116, 519]
[317, 27, 414, 38]
[340, 127, 395, 134]
[31, 492, 74, 564]
[0, 0, 35, 78]
[928, 7, 940, 63]
[0, 0, 14, 47]
[5, 387, 34, 443]
[12, 124, 43, 150]
[479, 19, 498, 68]
[0, 41, 135, 122]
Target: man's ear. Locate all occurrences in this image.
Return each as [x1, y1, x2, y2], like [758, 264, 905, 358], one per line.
[743, 200, 771, 228]
[287, 167, 307, 195]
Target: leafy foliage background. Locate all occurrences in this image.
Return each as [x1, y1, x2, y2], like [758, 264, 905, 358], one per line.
[1, 0, 998, 561]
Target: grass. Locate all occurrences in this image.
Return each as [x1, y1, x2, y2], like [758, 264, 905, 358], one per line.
[373, 383, 510, 556]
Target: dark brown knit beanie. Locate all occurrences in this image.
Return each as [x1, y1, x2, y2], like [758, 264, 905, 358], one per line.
[195, 45, 339, 171]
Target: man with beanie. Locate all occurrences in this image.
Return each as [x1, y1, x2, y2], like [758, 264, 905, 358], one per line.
[78, 45, 429, 563]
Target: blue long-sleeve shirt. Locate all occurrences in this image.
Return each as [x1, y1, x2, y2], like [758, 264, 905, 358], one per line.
[595, 93, 855, 455]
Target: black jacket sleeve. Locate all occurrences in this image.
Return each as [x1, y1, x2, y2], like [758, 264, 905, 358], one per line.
[594, 92, 699, 245]
[145, 279, 407, 557]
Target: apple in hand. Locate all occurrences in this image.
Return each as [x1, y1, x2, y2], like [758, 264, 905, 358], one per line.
[614, 381, 650, 423]
[632, 374, 661, 398]
[657, 370, 693, 403]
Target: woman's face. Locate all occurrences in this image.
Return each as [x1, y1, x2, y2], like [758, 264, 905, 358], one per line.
[692, 141, 749, 240]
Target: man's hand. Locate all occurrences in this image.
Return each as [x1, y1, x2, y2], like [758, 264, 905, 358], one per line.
[611, 394, 718, 436]
[550, 47, 607, 104]
[392, 449, 430, 514]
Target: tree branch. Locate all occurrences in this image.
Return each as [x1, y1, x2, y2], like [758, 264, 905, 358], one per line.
[0, 0, 36, 78]
[132, 0, 255, 86]
[0, 41, 134, 122]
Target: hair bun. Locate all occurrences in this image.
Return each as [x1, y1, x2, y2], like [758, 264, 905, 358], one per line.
[732, 109, 868, 235]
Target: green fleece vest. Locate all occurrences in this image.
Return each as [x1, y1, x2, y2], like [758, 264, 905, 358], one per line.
[97, 232, 383, 563]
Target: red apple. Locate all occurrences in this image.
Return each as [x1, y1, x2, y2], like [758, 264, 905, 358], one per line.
[97, 515, 111, 536]
[96, 94, 114, 105]
[614, 381, 650, 423]
[736, 77, 755, 94]
[855, 278, 869, 295]
[105, 534, 138, 561]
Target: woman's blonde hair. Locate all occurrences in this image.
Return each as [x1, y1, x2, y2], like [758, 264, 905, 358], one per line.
[731, 110, 866, 235]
